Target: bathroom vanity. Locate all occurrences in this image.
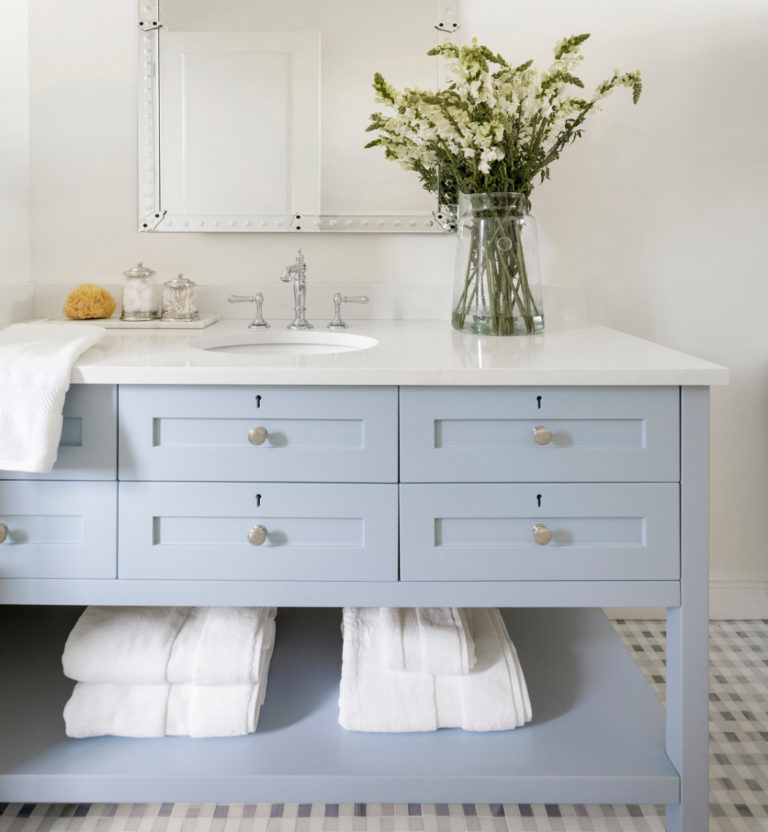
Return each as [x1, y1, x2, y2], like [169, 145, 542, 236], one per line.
[0, 320, 726, 832]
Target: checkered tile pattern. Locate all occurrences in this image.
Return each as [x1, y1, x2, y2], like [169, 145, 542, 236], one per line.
[1, 619, 766, 832]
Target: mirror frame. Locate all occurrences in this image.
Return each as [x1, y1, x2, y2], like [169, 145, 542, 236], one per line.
[137, 0, 459, 233]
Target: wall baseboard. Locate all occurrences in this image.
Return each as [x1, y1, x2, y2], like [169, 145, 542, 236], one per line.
[709, 579, 768, 620]
[606, 578, 768, 620]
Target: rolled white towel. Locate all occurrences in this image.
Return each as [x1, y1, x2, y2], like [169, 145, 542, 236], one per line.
[0, 323, 105, 473]
[64, 637, 275, 738]
[339, 607, 531, 732]
[379, 607, 476, 675]
[62, 606, 276, 685]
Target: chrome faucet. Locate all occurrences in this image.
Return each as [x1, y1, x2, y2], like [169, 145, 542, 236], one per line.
[280, 248, 312, 330]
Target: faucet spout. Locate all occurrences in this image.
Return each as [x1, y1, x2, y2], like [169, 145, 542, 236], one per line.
[281, 247, 313, 330]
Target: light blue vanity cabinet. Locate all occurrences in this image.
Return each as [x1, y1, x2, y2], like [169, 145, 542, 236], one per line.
[118, 386, 399, 483]
[0, 381, 710, 832]
[0, 385, 117, 579]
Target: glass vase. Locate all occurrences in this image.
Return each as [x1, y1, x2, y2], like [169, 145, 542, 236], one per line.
[451, 192, 544, 336]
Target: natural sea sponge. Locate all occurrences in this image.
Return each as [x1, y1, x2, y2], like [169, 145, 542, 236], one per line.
[63, 283, 117, 320]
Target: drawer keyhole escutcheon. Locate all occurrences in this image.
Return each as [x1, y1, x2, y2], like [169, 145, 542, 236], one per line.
[0, 522, 7, 544]
[248, 525, 268, 546]
[532, 523, 552, 545]
[248, 426, 268, 446]
[532, 425, 552, 445]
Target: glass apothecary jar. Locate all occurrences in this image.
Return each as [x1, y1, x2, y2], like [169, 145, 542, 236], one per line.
[162, 273, 199, 321]
[121, 262, 160, 321]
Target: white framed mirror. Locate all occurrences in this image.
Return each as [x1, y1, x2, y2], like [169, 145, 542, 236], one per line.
[138, 0, 459, 233]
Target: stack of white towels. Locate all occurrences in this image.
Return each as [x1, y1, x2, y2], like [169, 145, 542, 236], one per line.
[339, 607, 531, 732]
[62, 606, 276, 738]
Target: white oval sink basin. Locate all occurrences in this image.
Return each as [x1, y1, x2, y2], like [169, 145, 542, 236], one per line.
[189, 330, 378, 356]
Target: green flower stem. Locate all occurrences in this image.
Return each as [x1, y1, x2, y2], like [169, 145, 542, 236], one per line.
[452, 200, 542, 336]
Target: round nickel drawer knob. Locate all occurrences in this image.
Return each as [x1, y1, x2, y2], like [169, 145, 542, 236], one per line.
[532, 426, 552, 445]
[248, 426, 268, 446]
[532, 523, 552, 545]
[0, 523, 7, 544]
[248, 524, 268, 546]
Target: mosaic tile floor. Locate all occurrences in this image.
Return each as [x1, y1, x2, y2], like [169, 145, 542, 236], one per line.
[1, 618, 766, 832]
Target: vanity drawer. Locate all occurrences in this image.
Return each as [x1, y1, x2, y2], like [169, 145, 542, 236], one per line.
[400, 483, 679, 581]
[0, 481, 117, 578]
[118, 386, 398, 482]
[0, 385, 117, 481]
[400, 386, 679, 482]
[118, 482, 398, 581]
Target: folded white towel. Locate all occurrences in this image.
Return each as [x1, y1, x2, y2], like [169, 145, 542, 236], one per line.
[339, 607, 531, 733]
[379, 607, 476, 675]
[64, 677, 268, 738]
[64, 633, 274, 738]
[0, 323, 104, 473]
[62, 606, 276, 685]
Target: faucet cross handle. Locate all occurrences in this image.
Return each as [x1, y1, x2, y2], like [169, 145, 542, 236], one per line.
[328, 293, 369, 329]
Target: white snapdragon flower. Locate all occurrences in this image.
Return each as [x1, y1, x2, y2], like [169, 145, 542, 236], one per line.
[367, 34, 641, 198]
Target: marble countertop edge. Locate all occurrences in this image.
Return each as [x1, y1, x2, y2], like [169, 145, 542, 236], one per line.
[56, 318, 728, 387]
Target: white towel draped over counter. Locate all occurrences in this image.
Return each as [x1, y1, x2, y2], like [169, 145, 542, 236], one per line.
[62, 606, 276, 685]
[339, 607, 531, 733]
[0, 323, 104, 473]
[379, 607, 476, 675]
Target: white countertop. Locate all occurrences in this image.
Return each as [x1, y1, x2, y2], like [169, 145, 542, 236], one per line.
[60, 319, 727, 386]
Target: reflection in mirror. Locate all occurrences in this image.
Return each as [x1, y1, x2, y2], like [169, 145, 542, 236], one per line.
[138, 0, 459, 232]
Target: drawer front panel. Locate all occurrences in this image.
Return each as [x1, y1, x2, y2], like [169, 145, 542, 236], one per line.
[118, 482, 398, 580]
[0, 482, 117, 578]
[0, 385, 117, 481]
[400, 386, 679, 482]
[400, 483, 679, 581]
[119, 386, 398, 482]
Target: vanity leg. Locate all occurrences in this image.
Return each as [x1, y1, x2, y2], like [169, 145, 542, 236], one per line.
[666, 386, 710, 832]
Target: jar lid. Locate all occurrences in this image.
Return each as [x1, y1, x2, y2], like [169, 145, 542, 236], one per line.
[164, 272, 196, 288]
[123, 261, 156, 279]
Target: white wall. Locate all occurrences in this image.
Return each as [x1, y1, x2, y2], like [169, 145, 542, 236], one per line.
[26, 1, 768, 594]
[0, 1, 31, 293]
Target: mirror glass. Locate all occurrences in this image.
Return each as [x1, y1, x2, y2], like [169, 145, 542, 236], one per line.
[139, 0, 459, 232]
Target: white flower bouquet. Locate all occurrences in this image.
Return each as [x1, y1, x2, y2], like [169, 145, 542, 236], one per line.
[366, 35, 642, 334]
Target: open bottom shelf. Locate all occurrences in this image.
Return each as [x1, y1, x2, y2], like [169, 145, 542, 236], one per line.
[0, 606, 679, 805]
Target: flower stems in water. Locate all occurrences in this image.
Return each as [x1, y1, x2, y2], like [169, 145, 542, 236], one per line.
[452, 201, 543, 336]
